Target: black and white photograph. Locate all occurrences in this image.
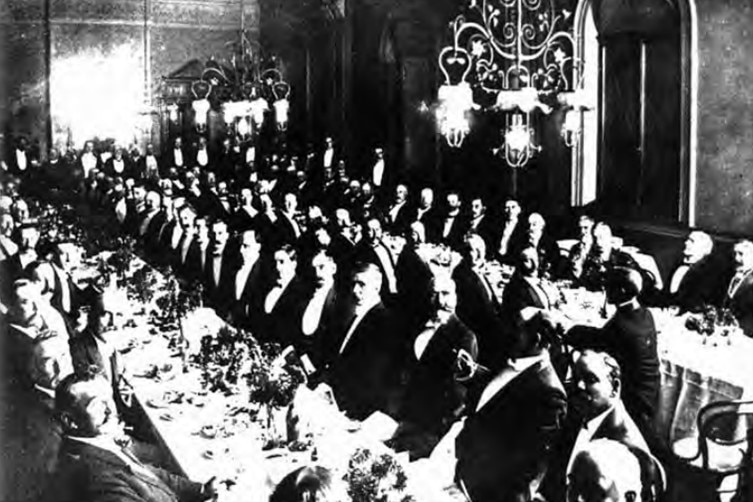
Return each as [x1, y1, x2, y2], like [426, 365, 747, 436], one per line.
[1, 0, 752, 501]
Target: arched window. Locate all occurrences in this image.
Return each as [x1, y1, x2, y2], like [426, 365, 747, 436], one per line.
[572, 0, 695, 225]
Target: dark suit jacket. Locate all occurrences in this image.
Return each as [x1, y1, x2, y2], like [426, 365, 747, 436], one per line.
[433, 212, 466, 249]
[227, 258, 267, 330]
[664, 255, 724, 312]
[568, 304, 660, 424]
[48, 439, 205, 502]
[395, 246, 435, 331]
[456, 357, 567, 502]
[452, 261, 506, 370]
[325, 302, 400, 420]
[295, 284, 346, 371]
[725, 270, 753, 337]
[202, 247, 236, 313]
[492, 218, 527, 264]
[2, 385, 62, 502]
[103, 157, 134, 179]
[466, 214, 497, 254]
[399, 314, 478, 433]
[352, 241, 399, 301]
[384, 202, 415, 237]
[249, 277, 308, 347]
[501, 273, 551, 323]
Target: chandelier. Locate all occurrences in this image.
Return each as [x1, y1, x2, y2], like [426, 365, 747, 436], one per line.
[436, 0, 592, 167]
[162, 0, 291, 138]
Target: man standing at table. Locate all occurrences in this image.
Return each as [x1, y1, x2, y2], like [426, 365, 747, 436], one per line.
[48, 370, 220, 502]
[561, 267, 660, 448]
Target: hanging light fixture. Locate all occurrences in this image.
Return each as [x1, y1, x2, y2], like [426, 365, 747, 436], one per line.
[162, 0, 291, 137]
[437, 0, 581, 168]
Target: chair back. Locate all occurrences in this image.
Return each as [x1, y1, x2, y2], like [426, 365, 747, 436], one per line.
[697, 400, 753, 471]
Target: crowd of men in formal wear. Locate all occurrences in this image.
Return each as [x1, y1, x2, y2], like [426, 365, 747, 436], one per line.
[4, 133, 753, 502]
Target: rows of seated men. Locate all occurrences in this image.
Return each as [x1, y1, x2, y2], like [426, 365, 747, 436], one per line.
[3, 136, 752, 502]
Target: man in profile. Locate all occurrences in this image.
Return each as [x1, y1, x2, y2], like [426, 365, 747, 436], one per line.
[48, 370, 220, 502]
[663, 230, 721, 312]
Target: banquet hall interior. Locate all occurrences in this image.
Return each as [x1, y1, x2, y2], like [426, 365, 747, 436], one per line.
[3, 0, 753, 501]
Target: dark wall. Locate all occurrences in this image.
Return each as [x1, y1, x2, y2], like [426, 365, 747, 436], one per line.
[694, 0, 753, 235]
[1, 0, 259, 157]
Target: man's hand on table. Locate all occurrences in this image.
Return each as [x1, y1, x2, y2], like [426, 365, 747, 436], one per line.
[202, 476, 230, 501]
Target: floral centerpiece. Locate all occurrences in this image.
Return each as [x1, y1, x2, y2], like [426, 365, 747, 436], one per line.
[344, 447, 414, 502]
[685, 305, 739, 342]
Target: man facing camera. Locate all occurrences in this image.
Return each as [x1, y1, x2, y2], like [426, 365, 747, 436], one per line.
[324, 263, 399, 420]
[394, 272, 478, 458]
[48, 370, 220, 502]
[456, 309, 567, 502]
[664, 230, 722, 312]
[541, 350, 655, 502]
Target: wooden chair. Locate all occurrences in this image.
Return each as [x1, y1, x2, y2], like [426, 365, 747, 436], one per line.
[672, 400, 753, 500]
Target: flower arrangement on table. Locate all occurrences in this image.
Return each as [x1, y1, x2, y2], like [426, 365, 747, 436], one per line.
[685, 305, 740, 344]
[414, 244, 463, 273]
[344, 447, 414, 502]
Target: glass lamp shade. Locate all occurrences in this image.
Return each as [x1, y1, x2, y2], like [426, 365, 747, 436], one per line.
[273, 98, 289, 131]
[437, 82, 475, 148]
[237, 117, 251, 137]
[167, 103, 179, 123]
[249, 96, 269, 126]
[192, 99, 211, 129]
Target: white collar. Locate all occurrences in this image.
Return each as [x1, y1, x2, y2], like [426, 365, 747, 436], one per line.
[584, 404, 614, 432]
[507, 351, 548, 372]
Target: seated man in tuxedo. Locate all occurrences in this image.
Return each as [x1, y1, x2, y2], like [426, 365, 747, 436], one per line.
[295, 250, 344, 375]
[352, 216, 398, 302]
[561, 267, 660, 449]
[49, 370, 219, 502]
[494, 198, 525, 264]
[395, 221, 435, 333]
[567, 439, 644, 502]
[453, 233, 505, 371]
[203, 219, 235, 313]
[541, 350, 655, 502]
[502, 246, 554, 321]
[184, 215, 211, 283]
[466, 196, 495, 253]
[724, 239, 753, 336]
[324, 262, 400, 420]
[435, 191, 465, 248]
[455, 309, 567, 502]
[521, 213, 560, 279]
[3, 334, 73, 502]
[251, 244, 306, 346]
[394, 272, 478, 459]
[227, 229, 265, 328]
[564, 214, 595, 280]
[384, 183, 414, 236]
[579, 222, 658, 294]
[663, 230, 722, 312]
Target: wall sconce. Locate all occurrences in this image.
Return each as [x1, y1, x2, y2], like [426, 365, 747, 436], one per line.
[273, 98, 289, 131]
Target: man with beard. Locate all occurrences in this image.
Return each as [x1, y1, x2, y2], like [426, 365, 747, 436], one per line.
[47, 370, 220, 502]
[723, 239, 753, 336]
[394, 272, 478, 459]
